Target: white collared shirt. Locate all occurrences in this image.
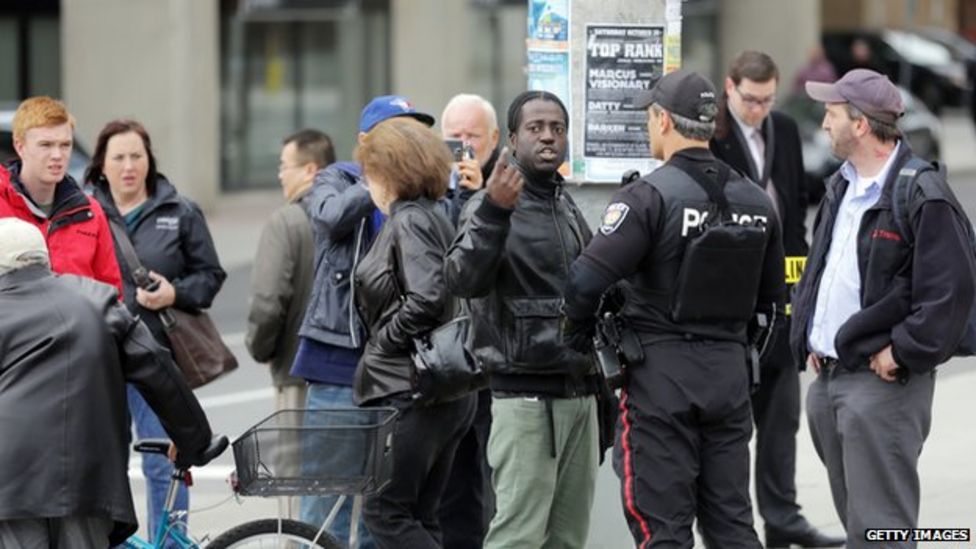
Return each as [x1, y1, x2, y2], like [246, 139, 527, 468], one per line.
[729, 108, 765, 180]
[808, 142, 902, 358]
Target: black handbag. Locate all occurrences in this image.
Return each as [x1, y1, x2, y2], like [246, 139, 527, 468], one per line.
[411, 314, 485, 404]
[388, 214, 486, 404]
[109, 220, 237, 389]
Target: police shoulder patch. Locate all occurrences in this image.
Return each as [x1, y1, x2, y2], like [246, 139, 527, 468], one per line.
[600, 202, 630, 235]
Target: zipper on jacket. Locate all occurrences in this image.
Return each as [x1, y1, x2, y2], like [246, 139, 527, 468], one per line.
[348, 218, 367, 348]
[551, 188, 571, 277]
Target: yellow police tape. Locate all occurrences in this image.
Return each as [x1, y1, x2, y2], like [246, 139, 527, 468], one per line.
[785, 256, 807, 285]
[784, 256, 807, 316]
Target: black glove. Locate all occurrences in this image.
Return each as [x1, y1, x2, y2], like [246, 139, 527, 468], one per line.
[564, 316, 596, 354]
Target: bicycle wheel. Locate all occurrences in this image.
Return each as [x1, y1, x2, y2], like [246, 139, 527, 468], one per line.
[206, 518, 344, 549]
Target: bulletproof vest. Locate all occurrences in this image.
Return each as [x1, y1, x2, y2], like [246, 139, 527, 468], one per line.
[624, 157, 775, 341]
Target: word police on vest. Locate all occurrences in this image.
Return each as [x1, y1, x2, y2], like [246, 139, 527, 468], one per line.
[681, 207, 768, 237]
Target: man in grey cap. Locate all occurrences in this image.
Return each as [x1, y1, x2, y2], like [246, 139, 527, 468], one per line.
[0, 218, 216, 547]
[791, 68, 976, 547]
[563, 69, 785, 547]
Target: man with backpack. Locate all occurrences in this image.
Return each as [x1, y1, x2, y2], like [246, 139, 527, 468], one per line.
[791, 68, 976, 547]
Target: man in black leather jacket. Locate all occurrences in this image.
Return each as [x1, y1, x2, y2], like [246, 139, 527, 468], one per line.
[443, 91, 599, 549]
[0, 218, 213, 548]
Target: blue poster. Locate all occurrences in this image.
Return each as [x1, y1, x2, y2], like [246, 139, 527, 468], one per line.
[528, 0, 569, 47]
[527, 49, 572, 176]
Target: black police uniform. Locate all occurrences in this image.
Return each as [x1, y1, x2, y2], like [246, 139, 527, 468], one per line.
[564, 147, 785, 548]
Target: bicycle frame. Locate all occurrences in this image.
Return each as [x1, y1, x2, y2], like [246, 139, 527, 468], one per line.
[122, 469, 199, 549]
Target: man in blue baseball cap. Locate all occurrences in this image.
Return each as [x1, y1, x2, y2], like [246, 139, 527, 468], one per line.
[290, 95, 434, 547]
[358, 94, 435, 133]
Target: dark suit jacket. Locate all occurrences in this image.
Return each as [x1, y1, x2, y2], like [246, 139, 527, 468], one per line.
[710, 110, 809, 257]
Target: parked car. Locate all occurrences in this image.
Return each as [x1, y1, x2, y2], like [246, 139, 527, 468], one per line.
[780, 87, 941, 204]
[822, 30, 968, 113]
[0, 103, 91, 184]
[915, 27, 976, 68]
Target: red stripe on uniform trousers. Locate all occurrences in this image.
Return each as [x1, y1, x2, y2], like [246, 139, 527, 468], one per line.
[619, 388, 652, 548]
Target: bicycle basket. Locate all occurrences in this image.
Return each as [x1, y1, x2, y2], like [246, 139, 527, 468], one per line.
[232, 407, 397, 497]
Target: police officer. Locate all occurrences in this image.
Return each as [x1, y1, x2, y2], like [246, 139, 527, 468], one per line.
[564, 69, 786, 548]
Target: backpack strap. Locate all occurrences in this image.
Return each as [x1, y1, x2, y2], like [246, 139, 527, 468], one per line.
[667, 155, 733, 220]
[890, 156, 939, 248]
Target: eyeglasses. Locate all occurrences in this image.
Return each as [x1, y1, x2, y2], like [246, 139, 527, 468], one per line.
[735, 86, 776, 109]
[278, 163, 304, 172]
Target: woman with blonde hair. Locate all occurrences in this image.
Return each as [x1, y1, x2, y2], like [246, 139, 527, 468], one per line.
[352, 117, 476, 548]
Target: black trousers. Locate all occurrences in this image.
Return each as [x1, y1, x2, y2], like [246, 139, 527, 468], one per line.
[614, 340, 761, 549]
[751, 319, 805, 533]
[363, 393, 477, 549]
[438, 388, 493, 549]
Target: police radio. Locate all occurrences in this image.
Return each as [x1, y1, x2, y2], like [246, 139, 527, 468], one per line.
[592, 287, 644, 389]
[593, 312, 626, 389]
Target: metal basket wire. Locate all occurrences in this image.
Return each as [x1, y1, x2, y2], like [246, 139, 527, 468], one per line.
[232, 407, 397, 497]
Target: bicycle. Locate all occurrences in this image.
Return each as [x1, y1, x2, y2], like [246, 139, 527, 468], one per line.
[124, 407, 396, 548]
[122, 436, 229, 548]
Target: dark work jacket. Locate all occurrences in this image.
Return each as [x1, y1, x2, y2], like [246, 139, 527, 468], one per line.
[93, 177, 226, 348]
[353, 198, 455, 405]
[0, 267, 212, 545]
[299, 163, 375, 349]
[710, 109, 809, 258]
[789, 144, 976, 374]
[573, 147, 786, 343]
[443, 174, 597, 396]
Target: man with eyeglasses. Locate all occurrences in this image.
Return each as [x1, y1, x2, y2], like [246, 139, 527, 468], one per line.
[711, 51, 844, 548]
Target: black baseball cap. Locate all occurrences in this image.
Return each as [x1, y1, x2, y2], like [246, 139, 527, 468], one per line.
[631, 69, 718, 123]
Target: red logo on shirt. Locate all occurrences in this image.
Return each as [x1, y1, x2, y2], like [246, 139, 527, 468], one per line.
[871, 229, 902, 243]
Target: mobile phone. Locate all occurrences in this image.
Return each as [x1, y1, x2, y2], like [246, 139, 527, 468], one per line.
[133, 267, 160, 292]
[444, 139, 465, 162]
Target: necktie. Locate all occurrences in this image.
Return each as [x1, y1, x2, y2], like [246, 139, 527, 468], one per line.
[752, 129, 780, 218]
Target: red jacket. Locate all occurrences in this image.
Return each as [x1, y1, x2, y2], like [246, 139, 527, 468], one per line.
[0, 162, 123, 295]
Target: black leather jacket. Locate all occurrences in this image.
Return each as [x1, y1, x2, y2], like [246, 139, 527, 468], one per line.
[0, 266, 212, 545]
[353, 198, 456, 405]
[444, 175, 597, 396]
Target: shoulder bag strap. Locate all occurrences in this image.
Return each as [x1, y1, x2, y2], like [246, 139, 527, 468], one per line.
[108, 218, 177, 326]
[108, 219, 146, 275]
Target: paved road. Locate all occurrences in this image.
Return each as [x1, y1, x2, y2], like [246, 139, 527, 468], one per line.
[127, 122, 976, 546]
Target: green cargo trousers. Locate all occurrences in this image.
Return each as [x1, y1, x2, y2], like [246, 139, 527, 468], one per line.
[484, 394, 599, 549]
